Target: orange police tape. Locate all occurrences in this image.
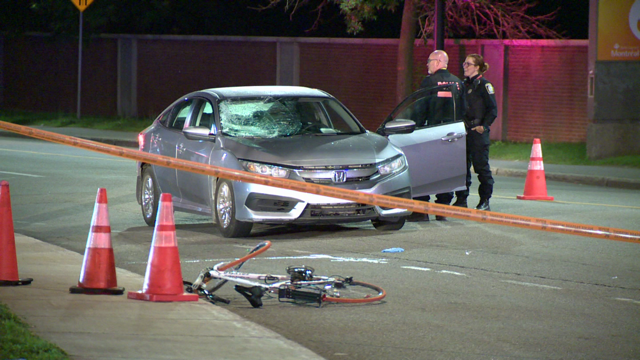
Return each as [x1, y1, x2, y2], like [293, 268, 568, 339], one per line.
[1, 120, 639, 244]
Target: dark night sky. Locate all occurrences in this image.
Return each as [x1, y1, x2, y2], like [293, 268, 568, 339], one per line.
[1, 0, 590, 40]
[238, 0, 590, 39]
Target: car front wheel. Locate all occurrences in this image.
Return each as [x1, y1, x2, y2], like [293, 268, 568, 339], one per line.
[215, 179, 253, 238]
[140, 166, 159, 226]
[371, 217, 406, 231]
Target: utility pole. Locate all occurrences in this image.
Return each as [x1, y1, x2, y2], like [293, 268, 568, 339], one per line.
[434, 0, 445, 51]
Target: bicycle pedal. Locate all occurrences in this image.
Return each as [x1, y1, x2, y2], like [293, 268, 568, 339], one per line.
[235, 285, 265, 308]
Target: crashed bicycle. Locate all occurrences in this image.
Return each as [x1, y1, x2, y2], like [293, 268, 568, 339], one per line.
[184, 241, 386, 308]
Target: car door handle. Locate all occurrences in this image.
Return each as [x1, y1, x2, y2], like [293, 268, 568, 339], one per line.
[441, 132, 464, 142]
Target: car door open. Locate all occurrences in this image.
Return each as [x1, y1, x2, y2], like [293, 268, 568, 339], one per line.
[378, 85, 467, 197]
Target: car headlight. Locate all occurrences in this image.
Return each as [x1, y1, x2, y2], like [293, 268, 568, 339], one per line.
[377, 155, 407, 176]
[240, 160, 290, 178]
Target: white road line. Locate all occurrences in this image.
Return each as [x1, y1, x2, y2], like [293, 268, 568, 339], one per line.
[262, 254, 389, 264]
[438, 270, 466, 276]
[614, 298, 640, 305]
[0, 147, 129, 162]
[402, 266, 466, 276]
[402, 266, 432, 271]
[181, 254, 389, 265]
[0, 170, 43, 178]
[501, 280, 562, 289]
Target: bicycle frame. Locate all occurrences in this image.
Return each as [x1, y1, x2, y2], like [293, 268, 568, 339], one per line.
[187, 241, 386, 307]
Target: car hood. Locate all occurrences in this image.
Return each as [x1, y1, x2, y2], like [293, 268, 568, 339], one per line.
[220, 133, 400, 167]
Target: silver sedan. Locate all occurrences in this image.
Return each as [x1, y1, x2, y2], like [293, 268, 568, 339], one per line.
[136, 86, 466, 237]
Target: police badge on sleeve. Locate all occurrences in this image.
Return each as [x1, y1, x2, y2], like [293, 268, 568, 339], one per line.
[485, 83, 495, 94]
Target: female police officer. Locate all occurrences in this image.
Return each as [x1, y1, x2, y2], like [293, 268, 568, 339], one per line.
[453, 54, 497, 211]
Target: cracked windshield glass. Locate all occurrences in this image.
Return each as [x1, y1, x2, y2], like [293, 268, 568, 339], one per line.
[218, 97, 363, 138]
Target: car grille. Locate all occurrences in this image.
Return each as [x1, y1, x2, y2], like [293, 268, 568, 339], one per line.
[295, 164, 378, 185]
[301, 203, 377, 218]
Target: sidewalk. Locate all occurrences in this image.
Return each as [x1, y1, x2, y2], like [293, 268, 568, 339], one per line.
[2, 125, 640, 190]
[0, 234, 325, 360]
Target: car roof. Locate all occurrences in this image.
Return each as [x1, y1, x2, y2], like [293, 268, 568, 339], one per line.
[198, 86, 330, 99]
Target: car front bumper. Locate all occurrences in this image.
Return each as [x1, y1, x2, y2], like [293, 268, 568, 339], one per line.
[232, 171, 412, 223]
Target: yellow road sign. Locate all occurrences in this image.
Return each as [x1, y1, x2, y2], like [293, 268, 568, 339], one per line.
[71, 0, 94, 12]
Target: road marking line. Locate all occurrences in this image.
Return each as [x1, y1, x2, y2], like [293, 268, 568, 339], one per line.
[438, 270, 466, 276]
[614, 298, 640, 305]
[402, 266, 466, 276]
[180, 254, 389, 265]
[402, 266, 432, 271]
[262, 254, 388, 264]
[501, 280, 562, 289]
[0, 170, 43, 178]
[0, 147, 130, 162]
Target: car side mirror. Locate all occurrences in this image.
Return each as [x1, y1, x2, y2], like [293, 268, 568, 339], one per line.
[378, 119, 416, 136]
[183, 126, 216, 141]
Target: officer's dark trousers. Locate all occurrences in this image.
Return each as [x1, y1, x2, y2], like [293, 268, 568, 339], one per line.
[415, 192, 454, 205]
[455, 136, 494, 201]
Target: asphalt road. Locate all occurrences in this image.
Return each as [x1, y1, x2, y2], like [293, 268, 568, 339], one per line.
[3, 137, 640, 360]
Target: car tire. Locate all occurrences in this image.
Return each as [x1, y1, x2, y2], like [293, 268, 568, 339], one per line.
[140, 165, 159, 227]
[214, 179, 253, 238]
[371, 217, 406, 231]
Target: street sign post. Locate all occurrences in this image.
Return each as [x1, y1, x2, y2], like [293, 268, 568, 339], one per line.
[71, 0, 94, 118]
[72, 0, 94, 13]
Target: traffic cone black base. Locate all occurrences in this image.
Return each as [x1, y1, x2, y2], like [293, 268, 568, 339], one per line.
[69, 285, 124, 295]
[0, 278, 34, 286]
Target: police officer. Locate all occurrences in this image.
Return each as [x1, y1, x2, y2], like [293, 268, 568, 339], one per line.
[409, 50, 465, 222]
[453, 54, 497, 211]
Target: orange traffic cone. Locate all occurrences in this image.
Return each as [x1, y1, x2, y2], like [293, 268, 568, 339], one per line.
[0, 181, 33, 286]
[128, 193, 198, 302]
[70, 188, 124, 295]
[517, 138, 554, 201]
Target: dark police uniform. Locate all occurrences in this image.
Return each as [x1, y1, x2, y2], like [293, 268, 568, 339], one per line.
[415, 68, 465, 208]
[455, 74, 497, 208]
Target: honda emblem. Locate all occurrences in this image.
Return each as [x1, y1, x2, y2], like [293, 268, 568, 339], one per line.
[332, 170, 347, 183]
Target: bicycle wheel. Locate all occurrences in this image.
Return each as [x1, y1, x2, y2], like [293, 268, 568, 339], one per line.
[206, 241, 272, 293]
[322, 280, 386, 304]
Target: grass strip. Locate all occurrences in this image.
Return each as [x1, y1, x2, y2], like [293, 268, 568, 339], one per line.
[0, 302, 69, 360]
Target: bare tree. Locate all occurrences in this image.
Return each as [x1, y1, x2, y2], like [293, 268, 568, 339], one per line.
[416, 0, 561, 40]
[256, 0, 562, 101]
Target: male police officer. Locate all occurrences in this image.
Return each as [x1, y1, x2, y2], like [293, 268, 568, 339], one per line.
[409, 50, 465, 221]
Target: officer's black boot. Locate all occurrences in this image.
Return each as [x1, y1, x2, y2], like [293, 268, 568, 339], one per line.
[476, 199, 490, 211]
[452, 197, 468, 208]
[407, 212, 430, 222]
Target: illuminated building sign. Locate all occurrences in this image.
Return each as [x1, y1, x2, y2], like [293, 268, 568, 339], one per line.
[597, 0, 640, 61]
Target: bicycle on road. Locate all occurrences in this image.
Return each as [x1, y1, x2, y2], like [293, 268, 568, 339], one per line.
[184, 241, 386, 308]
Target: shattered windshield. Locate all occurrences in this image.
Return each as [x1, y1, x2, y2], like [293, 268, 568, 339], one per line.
[218, 97, 364, 138]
